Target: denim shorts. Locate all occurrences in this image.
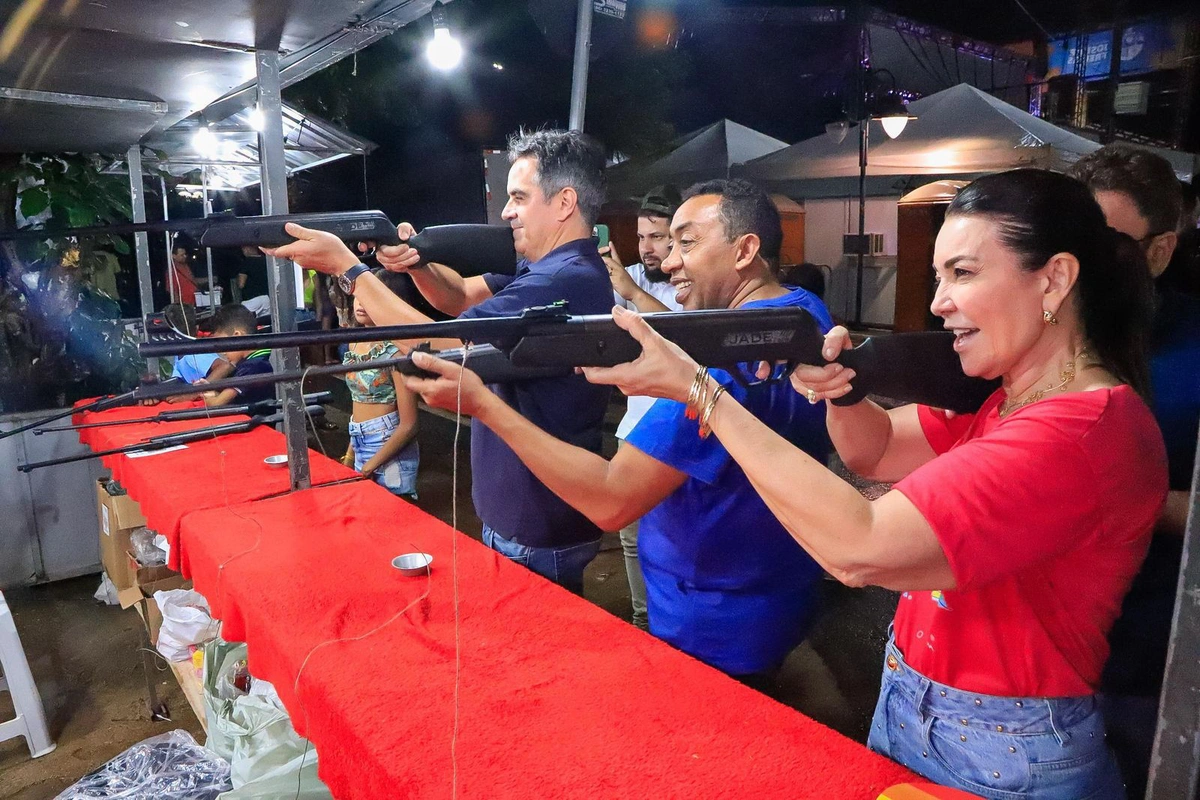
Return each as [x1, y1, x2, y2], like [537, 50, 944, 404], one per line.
[867, 637, 1125, 800]
[349, 411, 419, 499]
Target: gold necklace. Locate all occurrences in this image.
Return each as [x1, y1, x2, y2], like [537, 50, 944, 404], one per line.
[999, 349, 1090, 418]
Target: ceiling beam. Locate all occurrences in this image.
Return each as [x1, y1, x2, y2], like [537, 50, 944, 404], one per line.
[0, 86, 168, 114]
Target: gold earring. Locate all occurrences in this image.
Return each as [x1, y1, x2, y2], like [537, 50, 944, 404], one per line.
[1043, 309, 1058, 326]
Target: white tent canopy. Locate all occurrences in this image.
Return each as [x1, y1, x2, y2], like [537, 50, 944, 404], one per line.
[737, 84, 1114, 198]
[606, 119, 787, 202]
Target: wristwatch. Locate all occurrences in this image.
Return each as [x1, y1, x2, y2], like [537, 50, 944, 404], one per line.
[337, 263, 371, 295]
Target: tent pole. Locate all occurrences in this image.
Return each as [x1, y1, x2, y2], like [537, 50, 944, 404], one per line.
[256, 48, 311, 492]
[568, 0, 593, 131]
[855, 119, 868, 327]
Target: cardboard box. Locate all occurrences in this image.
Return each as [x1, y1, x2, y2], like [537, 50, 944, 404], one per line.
[96, 479, 147, 590]
[95, 479, 188, 613]
[118, 552, 185, 610]
[133, 574, 193, 644]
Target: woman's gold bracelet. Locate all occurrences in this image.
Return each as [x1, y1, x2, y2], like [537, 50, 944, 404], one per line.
[698, 384, 726, 439]
[685, 366, 709, 421]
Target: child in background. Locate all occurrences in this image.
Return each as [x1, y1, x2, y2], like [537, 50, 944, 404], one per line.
[203, 305, 274, 407]
[342, 270, 420, 499]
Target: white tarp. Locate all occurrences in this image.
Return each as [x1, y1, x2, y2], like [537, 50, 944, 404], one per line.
[736, 84, 1116, 197]
[606, 119, 787, 201]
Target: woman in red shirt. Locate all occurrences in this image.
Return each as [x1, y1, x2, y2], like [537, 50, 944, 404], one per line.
[578, 169, 1168, 799]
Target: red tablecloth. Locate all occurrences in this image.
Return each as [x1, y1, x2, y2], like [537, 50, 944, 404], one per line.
[76, 404, 915, 797]
[75, 403, 357, 562]
[176, 481, 915, 799]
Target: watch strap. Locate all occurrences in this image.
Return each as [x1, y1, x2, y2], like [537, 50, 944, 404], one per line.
[339, 263, 371, 293]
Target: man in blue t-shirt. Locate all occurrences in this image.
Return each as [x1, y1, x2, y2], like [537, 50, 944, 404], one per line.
[403, 179, 832, 686]
[267, 130, 612, 593]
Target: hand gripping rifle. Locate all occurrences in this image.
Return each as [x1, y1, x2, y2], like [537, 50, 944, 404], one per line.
[32, 392, 332, 434]
[16, 405, 326, 473]
[137, 304, 1000, 413]
[0, 212, 519, 277]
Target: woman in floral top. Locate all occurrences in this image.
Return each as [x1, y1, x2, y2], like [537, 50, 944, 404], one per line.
[342, 270, 420, 499]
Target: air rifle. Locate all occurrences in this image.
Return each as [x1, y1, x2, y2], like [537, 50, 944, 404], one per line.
[138, 305, 1000, 413]
[0, 212, 518, 277]
[0, 384, 177, 443]
[16, 406, 325, 473]
[32, 392, 332, 434]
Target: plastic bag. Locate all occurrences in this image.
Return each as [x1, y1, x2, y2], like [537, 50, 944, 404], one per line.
[155, 589, 220, 661]
[130, 527, 167, 567]
[202, 640, 331, 798]
[155, 532, 172, 565]
[204, 639, 248, 762]
[93, 573, 120, 606]
[54, 729, 231, 799]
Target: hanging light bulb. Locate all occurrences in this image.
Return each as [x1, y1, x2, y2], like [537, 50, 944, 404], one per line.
[426, 1, 463, 71]
[872, 90, 914, 140]
[192, 125, 218, 158]
[880, 114, 909, 139]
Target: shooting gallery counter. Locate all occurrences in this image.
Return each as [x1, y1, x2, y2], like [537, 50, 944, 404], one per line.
[73, 403, 917, 799]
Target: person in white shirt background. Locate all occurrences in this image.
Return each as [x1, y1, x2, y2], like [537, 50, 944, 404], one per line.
[599, 185, 683, 630]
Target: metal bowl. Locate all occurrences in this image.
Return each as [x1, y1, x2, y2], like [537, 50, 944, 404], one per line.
[263, 454, 288, 468]
[392, 552, 433, 576]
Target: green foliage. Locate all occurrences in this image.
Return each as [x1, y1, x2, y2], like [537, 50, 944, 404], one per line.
[1, 153, 134, 283]
[0, 153, 146, 412]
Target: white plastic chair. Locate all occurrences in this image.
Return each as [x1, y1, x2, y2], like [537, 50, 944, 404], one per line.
[0, 590, 55, 758]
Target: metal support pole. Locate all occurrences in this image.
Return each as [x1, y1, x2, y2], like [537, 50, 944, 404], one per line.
[1103, 20, 1125, 144]
[126, 146, 153, 323]
[201, 165, 216, 311]
[1147, 429, 1200, 799]
[568, 0, 593, 131]
[256, 48, 310, 491]
[160, 176, 172, 287]
[855, 119, 868, 327]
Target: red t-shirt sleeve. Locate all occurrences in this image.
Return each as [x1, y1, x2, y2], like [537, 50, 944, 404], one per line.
[895, 413, 1104, 592]
[916, 404, 978, 455]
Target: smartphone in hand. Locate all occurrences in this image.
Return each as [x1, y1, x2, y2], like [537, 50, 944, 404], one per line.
[592, 224, 610, 249]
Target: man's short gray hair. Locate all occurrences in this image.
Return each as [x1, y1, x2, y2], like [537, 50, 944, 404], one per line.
[507, 129, 607, 226]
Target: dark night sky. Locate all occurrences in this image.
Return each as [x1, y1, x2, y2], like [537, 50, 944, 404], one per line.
[280, 0, 1197, 226]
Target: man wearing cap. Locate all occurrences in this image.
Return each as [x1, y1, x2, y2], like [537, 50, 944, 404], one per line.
[600, 186, 684, 630]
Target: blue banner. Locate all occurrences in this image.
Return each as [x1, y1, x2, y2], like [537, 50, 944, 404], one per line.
[1048, 22, 1176, 79]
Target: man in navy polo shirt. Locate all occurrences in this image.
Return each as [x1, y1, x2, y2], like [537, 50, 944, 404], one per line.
[268, 129, 612, 593]
[402, 179, 832, 689]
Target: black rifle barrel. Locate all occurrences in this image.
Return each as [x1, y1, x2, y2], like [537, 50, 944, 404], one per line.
[16, 406, 324, 472]
[0, 214, 517, 277]
[0, 211, 396, 245]
[129, 346, 542, 405]
[0, 389, 140, 443]
[33, 391, 332, 434]
[138, 307, 798, 358]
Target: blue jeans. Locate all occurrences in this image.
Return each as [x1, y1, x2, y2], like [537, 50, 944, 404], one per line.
[350, 411, 418, 499]
[867, 637, 1125, 800]
[481, 525, 600, 595]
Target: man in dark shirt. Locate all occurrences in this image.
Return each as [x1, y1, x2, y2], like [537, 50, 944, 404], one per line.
[266, 129, 612, 593]
[202, 305, 275, 407]
[1070, 144, 1200, 797]
[400, 180, 833, 686]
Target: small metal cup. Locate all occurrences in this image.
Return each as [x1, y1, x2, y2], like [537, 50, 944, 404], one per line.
[392, 553, 433, 576]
